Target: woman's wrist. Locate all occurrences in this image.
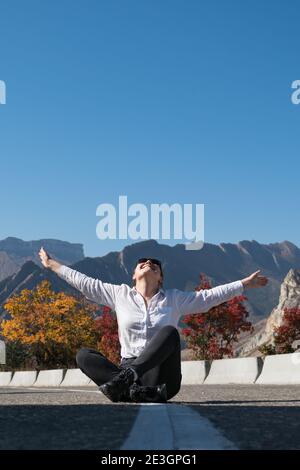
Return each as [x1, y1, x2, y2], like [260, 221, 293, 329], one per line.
[48, 259, 62, 273]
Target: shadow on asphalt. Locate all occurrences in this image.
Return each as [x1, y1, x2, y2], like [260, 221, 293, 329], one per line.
[186, 404, 300, 450]
[1, 402, 300, 450]
[0, 404, 139, 450]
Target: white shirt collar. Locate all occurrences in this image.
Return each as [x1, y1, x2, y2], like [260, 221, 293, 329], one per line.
[132, 286, 165, 297]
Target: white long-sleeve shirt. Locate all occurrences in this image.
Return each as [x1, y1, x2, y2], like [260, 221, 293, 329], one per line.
[57, 265, 244, 359]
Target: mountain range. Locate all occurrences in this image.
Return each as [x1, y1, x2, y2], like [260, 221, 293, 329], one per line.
[0, 237, 84, 282]
[1, 237, 300, 322]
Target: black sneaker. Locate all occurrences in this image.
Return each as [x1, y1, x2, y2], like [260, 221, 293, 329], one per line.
[99, 367, 138, 403]
[129, 382, 168, 403]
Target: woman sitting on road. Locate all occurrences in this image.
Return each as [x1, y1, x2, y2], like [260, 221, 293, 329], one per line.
[39, 247, 268, 403]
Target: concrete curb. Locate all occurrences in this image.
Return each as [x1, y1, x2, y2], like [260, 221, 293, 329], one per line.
[204, 357, 263, 384]
[9, 371, 38, 387]
[60, 368, 92, 387]
[256, 353, 300, 384]
[181, 360, 210, 384]
[86, 379, 98, 387]
[0, 371, 13, 386]
[3, 355, 300, 387]
[33, 369, 66, 387]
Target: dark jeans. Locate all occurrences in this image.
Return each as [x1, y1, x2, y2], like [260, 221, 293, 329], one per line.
[76, 325, 182, 400]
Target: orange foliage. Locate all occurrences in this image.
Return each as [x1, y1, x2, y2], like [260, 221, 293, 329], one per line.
[1, 280, 99, 368]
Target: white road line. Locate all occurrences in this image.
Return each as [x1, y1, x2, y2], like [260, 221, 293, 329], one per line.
[121, 403, 173, 450]
[168, 404, 237, 450]
[121, 403, 237, 450]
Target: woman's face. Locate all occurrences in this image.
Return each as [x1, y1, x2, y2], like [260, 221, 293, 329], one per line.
[132, 259, 163, 287]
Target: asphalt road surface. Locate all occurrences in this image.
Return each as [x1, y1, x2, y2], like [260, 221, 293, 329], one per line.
[0, 384, 300, 450]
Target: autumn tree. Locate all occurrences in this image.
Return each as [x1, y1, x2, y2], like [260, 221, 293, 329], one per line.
[259, 306, 300, 356]
[1, 280, 99, 369]
[181, 273, 253, 360]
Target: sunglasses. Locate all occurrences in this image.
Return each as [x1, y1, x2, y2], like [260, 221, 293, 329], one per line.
[136, 258, 162, 270]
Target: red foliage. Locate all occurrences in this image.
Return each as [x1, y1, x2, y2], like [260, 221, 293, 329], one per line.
[94, 306, 121, 365]
[181, 273, 253, 360]
[272, 307, 300, 354]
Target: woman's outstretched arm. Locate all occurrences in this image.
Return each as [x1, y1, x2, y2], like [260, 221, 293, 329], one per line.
[39, 247, 119, 309]
[174, 270, 268, 317]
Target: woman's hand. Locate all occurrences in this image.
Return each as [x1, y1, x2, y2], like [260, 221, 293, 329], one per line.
[39, 247, 52, 268]
[39, 247, 61, 273]
[241, 270, 268, 289]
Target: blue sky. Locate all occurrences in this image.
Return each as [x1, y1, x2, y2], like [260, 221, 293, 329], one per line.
[0, 0, 299, 257]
